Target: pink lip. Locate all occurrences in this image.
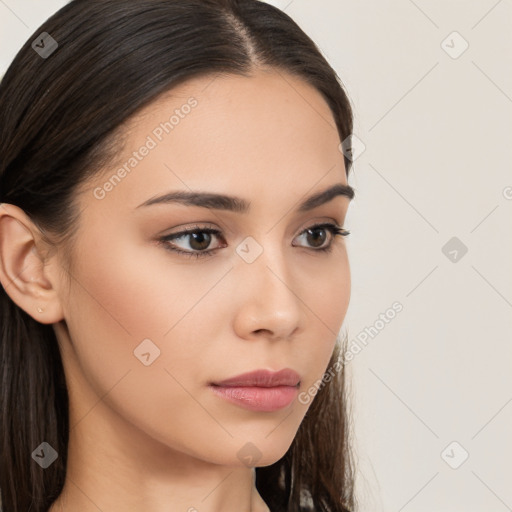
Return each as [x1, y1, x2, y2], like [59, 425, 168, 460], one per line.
[211, 368, 301, 388]
[209, 369, 301, 412]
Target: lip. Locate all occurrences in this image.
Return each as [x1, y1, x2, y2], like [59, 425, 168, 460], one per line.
[209, 369, 301, 412]
[211, 368, 301, 388]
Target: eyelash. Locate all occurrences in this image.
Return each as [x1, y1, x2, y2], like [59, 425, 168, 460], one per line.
[158, 222, 350, 259]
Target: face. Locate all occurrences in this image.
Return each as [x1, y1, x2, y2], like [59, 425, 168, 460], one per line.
[53, 68, 352, 467]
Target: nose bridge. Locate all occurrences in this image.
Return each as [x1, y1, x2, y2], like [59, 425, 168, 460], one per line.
[232, 233, 302, 338]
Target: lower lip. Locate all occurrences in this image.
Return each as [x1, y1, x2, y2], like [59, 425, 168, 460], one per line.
[209, 385, 299, 412]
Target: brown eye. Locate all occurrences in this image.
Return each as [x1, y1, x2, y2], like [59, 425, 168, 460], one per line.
[293, 223, 349, 252]
[159, 227, 225, 259]
[185, 231, 213, 251]
[304, 227, 328, 248]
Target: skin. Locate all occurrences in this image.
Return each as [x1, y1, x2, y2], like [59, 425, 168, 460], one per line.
[0, 68, 352, 512]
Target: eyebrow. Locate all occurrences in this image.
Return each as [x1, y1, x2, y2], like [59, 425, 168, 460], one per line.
[135, 183, 355, 213]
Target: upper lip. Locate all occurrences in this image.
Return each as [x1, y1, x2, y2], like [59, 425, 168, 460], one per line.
[211, 368, 301, 388]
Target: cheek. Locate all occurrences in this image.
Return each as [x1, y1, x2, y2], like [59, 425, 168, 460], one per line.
[61, 236, 241, 417]
[60, 245, 244, 461]
[296, 249, 350, 385]
[60, 232, 180, 380]
[299, 246, 350, 331]
[66, 231, 233, 344]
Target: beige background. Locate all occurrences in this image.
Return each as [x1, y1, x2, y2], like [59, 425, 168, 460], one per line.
[1, 1, 511, 510]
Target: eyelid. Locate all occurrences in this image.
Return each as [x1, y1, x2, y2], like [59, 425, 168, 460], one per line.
[157, 220, 349, 259]
[159, 218, 343, 242]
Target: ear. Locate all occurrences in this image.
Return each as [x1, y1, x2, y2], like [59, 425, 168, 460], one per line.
[0, 203, 64, 324]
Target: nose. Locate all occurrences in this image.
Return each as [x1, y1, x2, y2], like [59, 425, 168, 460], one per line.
[231, 243, 302, 342]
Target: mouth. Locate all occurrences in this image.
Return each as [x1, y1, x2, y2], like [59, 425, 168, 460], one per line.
[209, 368, 301, 412]
[210, 368, 301, 388]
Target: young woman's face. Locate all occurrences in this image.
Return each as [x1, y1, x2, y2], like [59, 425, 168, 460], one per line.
[54, 68, 352, 468]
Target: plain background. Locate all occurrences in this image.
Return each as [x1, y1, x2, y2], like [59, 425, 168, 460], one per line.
[1, 1, 511, 511]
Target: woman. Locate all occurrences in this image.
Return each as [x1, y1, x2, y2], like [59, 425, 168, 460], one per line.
[0, 0, 357, 510]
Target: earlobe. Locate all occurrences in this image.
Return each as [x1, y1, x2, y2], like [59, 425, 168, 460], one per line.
[0, 203, 64, 324]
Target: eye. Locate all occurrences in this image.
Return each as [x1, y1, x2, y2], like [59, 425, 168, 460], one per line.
[158, 225, 226, 259]
[293, 222, 350, 253]
[157, 223, 350, 259]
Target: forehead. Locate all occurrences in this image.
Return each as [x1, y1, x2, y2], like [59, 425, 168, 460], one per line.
[79, 69, 347, 216]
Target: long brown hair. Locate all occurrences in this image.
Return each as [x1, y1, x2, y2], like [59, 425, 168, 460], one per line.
[0, 1, 357, 510]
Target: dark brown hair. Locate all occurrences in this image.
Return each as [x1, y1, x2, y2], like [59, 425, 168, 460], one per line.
[0, 1, 357, 510]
